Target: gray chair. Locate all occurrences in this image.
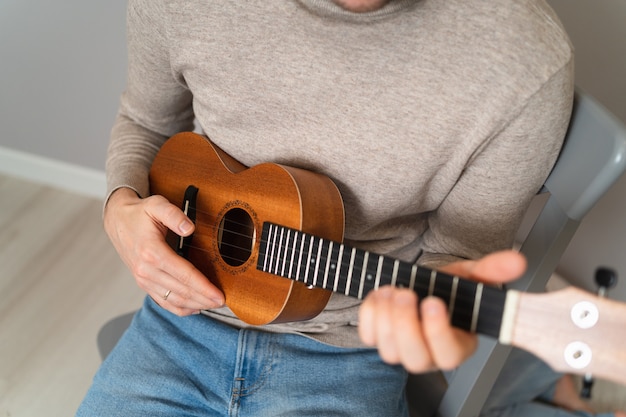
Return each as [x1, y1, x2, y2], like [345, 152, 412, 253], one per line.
[97, 90, 626, 416]
[407, 89, 626, 416]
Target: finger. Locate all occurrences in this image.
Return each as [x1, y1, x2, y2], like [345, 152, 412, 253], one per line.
[439, 250, 526, 285]
[152, 293, 203, 317]
[161, 254, 225, 306]
[144, 195, 195, 237]
[155, 289, 211, 314]
[132, 197, 224, 307]
[151, 278, 218, 311]
[147, 271, 214, 317]
[359, 287, 397, 349]
[132, 241, 224, 310]
[358, 293, 376, 347]
[360, 287, 432, 371]
[420, 297, 478, 370]
[148, 255, 225, 309]
[372, 288, 400, 364]
[390, 289, 434, 372]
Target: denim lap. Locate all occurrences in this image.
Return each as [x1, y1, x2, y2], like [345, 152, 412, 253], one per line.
[76, 296, 409, 417]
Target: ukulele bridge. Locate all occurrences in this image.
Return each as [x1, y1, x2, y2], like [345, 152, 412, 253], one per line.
[177, 185, 199, 258]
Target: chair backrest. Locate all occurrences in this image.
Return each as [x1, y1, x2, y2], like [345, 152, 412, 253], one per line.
[409, 90, 626, 417]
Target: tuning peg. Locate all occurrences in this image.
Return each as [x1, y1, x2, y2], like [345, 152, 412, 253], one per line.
[581, 267, 619, 399]
[580, 378, 593, 399]
[594, 267, 617, 296]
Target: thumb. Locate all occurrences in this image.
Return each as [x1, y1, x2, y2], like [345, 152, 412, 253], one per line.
[144, 195, 195, 237]
[439, 250, 526, 286]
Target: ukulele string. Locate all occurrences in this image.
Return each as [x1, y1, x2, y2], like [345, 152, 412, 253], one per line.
[177, 217, 505, 329]
[152, 156, 505, 332]
[184, 232, 502, 328]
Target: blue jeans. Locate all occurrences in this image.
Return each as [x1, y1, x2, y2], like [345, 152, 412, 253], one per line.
[76, 296, 409, 416]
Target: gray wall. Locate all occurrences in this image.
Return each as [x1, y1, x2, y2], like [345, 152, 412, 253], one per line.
[0, 0, 127, 170]
[548, 0, 626, 122]
[546, 0, 626, 298]
[1, 1, 626, 297]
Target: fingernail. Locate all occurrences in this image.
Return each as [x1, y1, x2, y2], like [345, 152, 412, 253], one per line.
[394, 291, 415, 305]
[376, 287, 393, 298]
[179, 220, 193, 234]
[422, 297, 444, 317]
[211, 298, 224, 308]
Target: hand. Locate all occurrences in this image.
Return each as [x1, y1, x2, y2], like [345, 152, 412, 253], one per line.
[104, 188, 224, 316]
[358, 250, 526, 372]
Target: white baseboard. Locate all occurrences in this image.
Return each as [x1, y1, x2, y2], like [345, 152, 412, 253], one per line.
[0, 146, 106, 200]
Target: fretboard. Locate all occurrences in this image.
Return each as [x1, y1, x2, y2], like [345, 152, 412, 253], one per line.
[257, 222, 507, 339]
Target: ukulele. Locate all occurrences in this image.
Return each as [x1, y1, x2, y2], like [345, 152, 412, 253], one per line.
[150, 132, 626, 386]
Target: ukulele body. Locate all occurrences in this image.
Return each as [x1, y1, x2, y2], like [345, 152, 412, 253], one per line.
[149, 132, 345, 325]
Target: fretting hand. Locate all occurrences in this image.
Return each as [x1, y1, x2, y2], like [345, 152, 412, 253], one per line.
[358, 250, 526, 372]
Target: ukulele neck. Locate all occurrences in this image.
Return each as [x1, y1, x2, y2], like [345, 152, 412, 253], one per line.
[257, 222, 512, 340]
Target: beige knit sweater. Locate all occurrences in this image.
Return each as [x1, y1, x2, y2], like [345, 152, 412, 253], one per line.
[106, 0, 574, 346]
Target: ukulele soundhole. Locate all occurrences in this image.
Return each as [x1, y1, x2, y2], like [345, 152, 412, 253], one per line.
[217, 207, 256, 267]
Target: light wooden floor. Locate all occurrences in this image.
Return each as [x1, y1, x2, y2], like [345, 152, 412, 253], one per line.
[0, 173, 624, 416]
[0, 174, 145, 416]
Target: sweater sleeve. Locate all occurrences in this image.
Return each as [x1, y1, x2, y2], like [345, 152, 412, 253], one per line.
[417, 59, 575, 268]
[105, 0, 195, 204]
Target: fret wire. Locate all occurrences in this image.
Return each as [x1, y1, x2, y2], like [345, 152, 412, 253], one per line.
[409, 265, 417, 291]
[333, 244, 345, 292]
[449, 276, 459, 319]
[303, 235, 315, 285]
[262, 224, 272, 272]
[477, 285, 506, 338]
[287, 230, 298, 279]
[350, 251, 367, 296]
[274, 227, 285, 275]
[428, 270, 436, 296]
[312, 238, 323, 287]
[356, 252, 367, 299]
[295, 231, 306, 282]
[471, 283, 484, 333]
[278, 228, 287, 276]
[354, 251, 369, 299]
[273, 225, 283, 275]
[373, 253, 382, 290]
[391, 259, 399, 287]
[322, 241, 334, 290]
[371, 256, 382, 293]
[376, 255, 385, 282]
[268, 224, 277, 273]
[357, 253, 374, 299]
[264, 224, 272, 272]
[345, 247, 357, 293]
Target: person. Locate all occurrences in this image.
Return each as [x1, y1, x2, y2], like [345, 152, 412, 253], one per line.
[76, 0, 623, 416]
